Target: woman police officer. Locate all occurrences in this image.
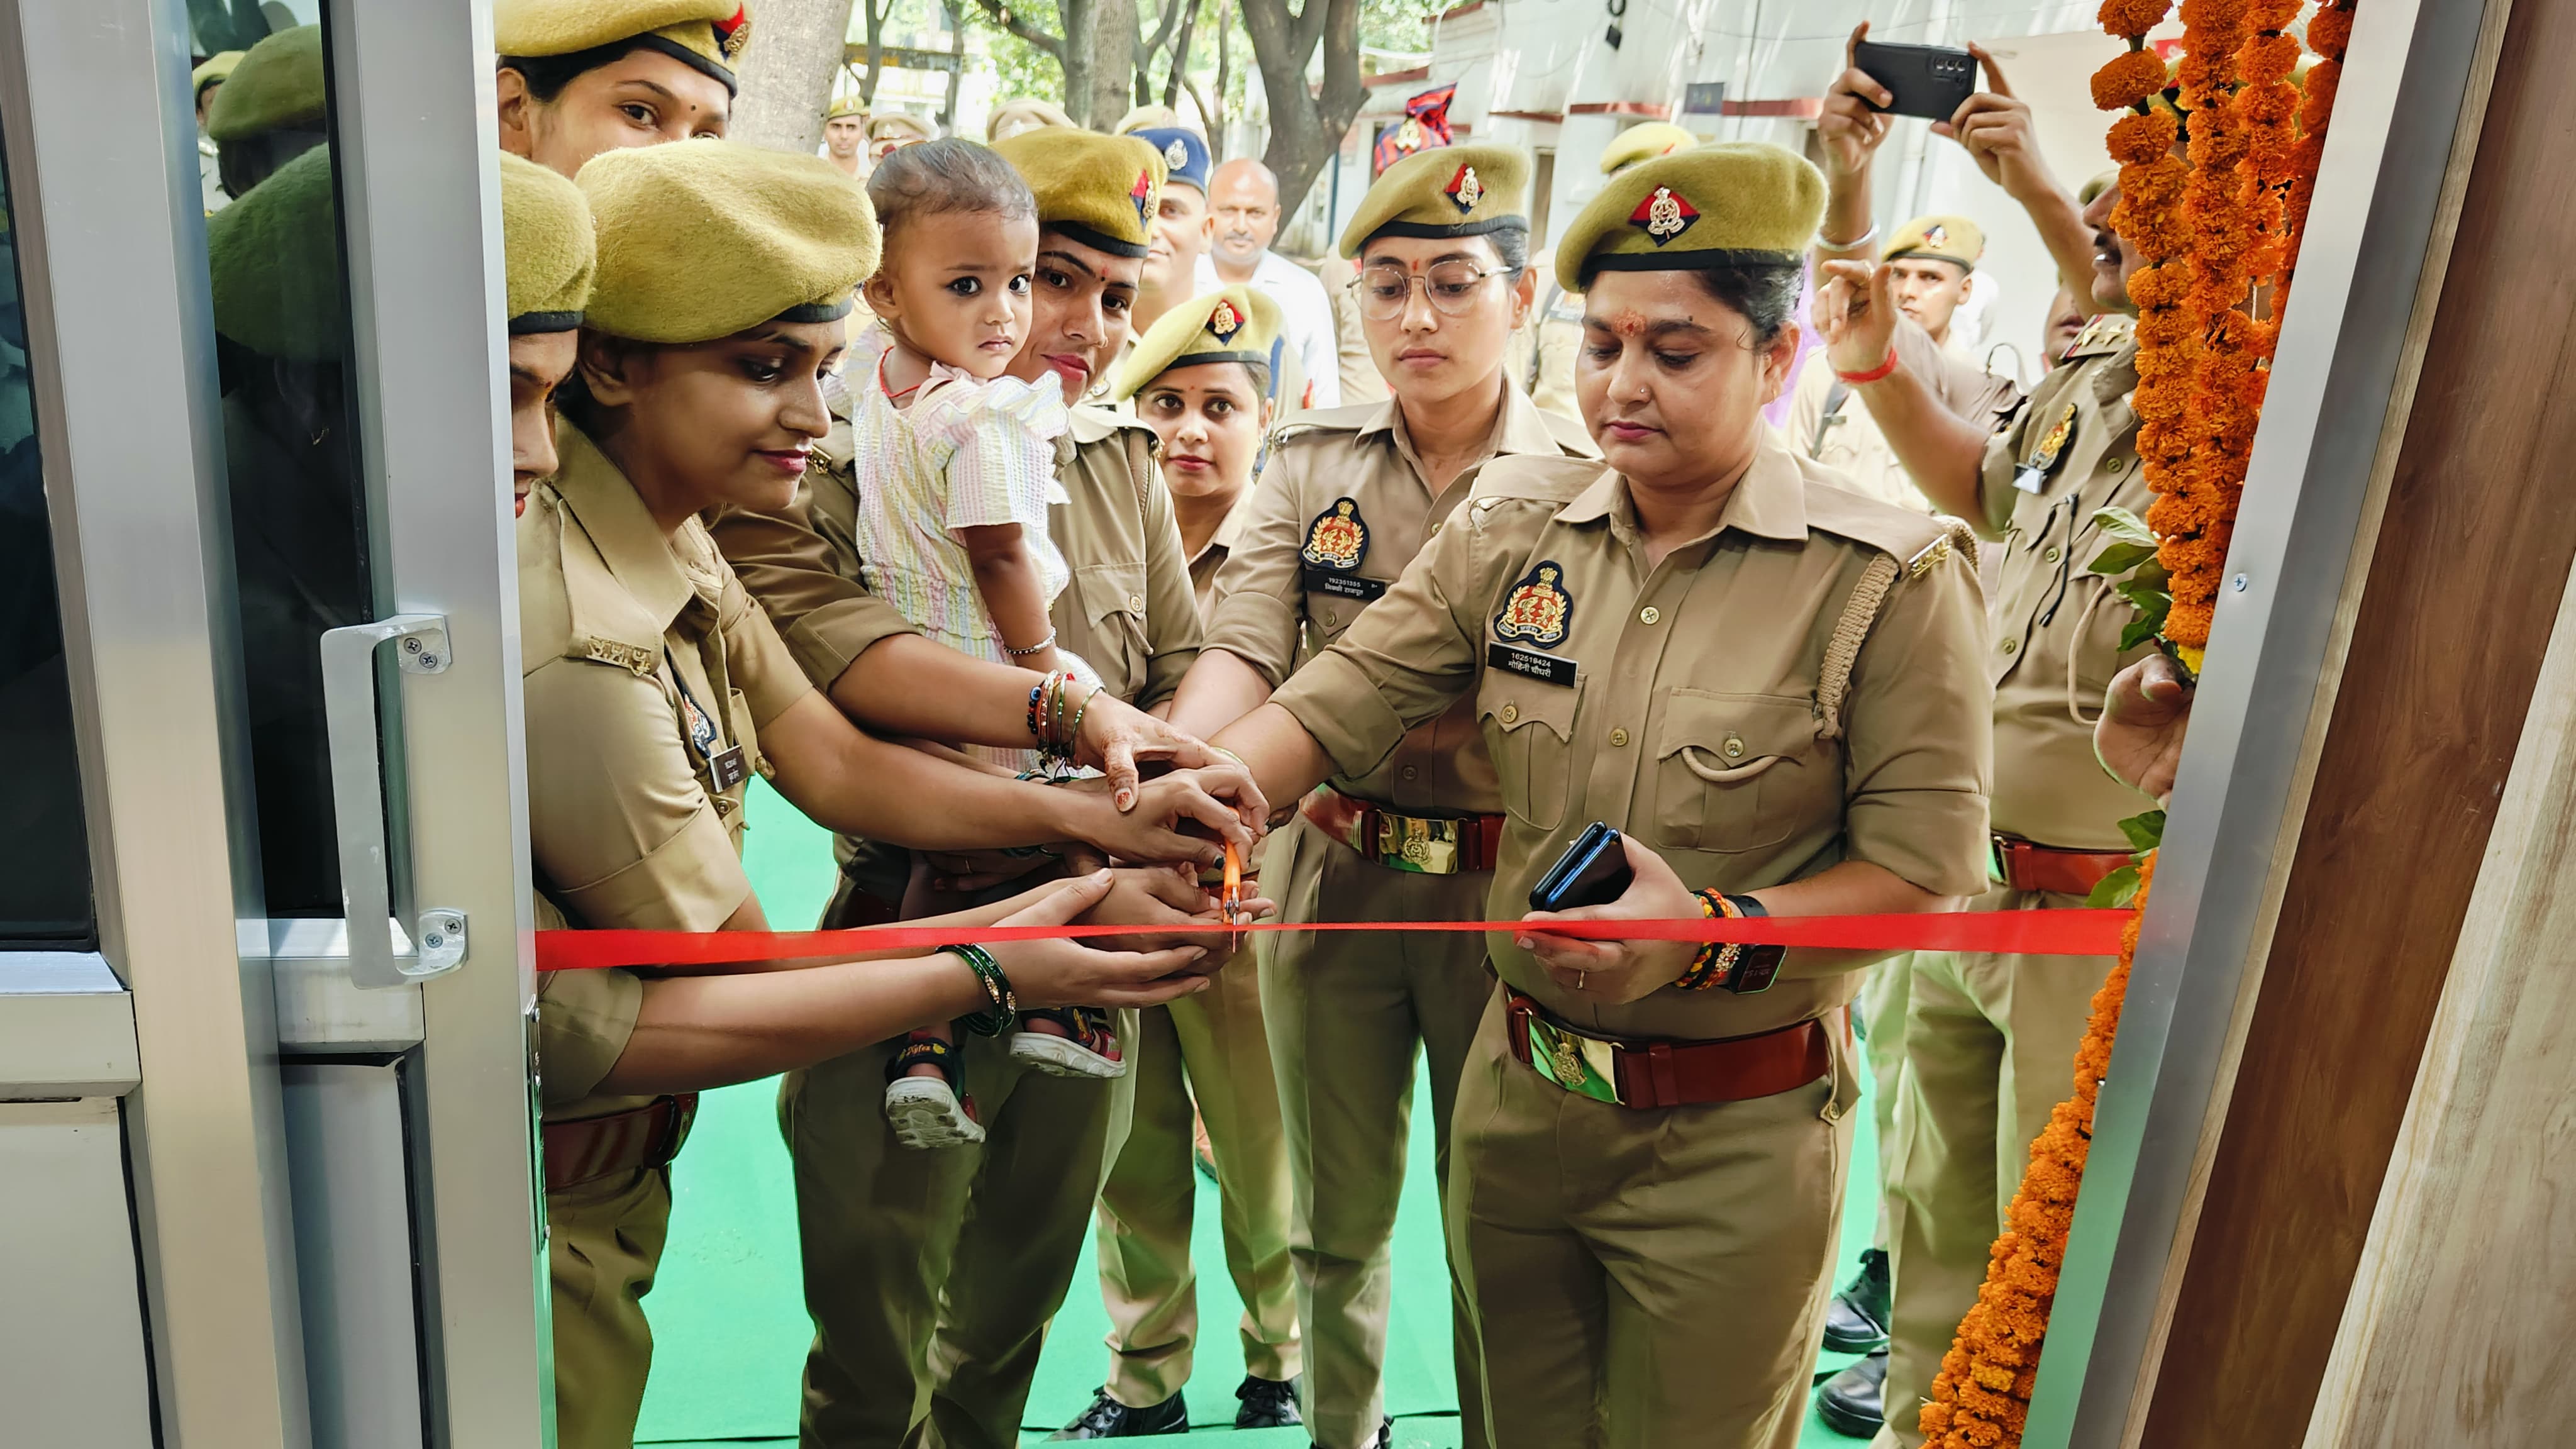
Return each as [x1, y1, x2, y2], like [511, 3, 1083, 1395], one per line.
[1165, 142, 1596, 1449]
[523, 140, 1254, 1449]
[1204, 143, 1992, 1448]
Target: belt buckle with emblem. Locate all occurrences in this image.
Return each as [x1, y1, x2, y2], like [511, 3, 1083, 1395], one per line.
[1377, 813, 1460, 874]
[1525, 1011, 1621, 1104]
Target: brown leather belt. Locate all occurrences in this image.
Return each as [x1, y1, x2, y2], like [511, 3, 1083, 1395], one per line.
[1300, 786, 1504, 875]
[1990, 833, 2133, 897]
[1503, 991, 1833, 1109]
[543, 1093, 697, 1192]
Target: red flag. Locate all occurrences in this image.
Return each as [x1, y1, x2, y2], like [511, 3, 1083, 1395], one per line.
[1373, 82, 1458, 174]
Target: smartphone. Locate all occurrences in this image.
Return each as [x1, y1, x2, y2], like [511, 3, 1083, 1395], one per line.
[1853, 38, 1979, 122]
[1528, 822, 1635, 913]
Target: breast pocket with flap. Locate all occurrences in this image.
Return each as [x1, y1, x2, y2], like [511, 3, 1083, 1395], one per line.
[1479, 675, 1581, 832]
[1069, 561, 1152, 700]
[1652, 691, 1831, 853]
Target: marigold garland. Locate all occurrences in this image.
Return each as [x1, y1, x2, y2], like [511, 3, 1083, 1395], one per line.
[1917, 4, 2354, 1445]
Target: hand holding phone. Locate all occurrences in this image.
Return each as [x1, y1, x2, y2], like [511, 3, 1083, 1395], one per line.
[1852, 38, 1980, 122]
[1529, 822, 1636, 913]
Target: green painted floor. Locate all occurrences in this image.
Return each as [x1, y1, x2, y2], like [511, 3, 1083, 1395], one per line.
[635, 784, 1880, 1446]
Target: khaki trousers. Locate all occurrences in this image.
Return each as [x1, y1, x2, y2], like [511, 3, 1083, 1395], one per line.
[1450, 992, 1860, 1449]
[1095, 936, 1302, 1405]
[548, 1168, 670, 1449]
[1873, 886, 2114, 1449]
[1262, 813, 1494, 1449]
[1859, 955, 1914, 1247]
[785, 875, 1140, 1449]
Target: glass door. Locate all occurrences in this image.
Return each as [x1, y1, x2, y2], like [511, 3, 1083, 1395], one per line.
[0, 0, 547, 1441]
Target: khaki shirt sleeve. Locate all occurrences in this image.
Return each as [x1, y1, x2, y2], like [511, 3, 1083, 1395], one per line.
[1201, 451, 1316, 686]
[1270, 511, 1485, 779]
[1131, 448, 1204, 708]
[709, 491, 921, 691]
[1837, 546, 1995, 898]
[535, 965, 643, 1112]
[525, 655, 754, 931]
[1784, 360, 1828, 459]
[717, 572, 818, 729]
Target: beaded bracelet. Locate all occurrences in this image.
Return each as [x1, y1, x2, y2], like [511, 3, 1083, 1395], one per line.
[1675, 889, 1746, 991]
[1004, 630, 1058, 658]
[947, 943, 1016, 1035]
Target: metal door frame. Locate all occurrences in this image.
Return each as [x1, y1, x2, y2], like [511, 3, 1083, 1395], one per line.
[0, 0, 545, 1441]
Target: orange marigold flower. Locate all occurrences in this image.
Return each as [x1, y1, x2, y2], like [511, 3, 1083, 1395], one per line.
[2107, 111, 2181, 165]
[2308, 3, 2355, 58]
[2093, 48, 2173, 109]
[2099, 0, 2175, 36]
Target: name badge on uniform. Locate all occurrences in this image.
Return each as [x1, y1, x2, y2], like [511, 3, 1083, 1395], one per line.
[2014, 400, 2080, 494]
[672, 655, 752, 792]
[1304, 569, 1385, 601]
[1489, 560, 1577, 686]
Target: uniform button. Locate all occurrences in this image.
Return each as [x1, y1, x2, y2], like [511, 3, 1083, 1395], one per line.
[1500, 702, 1519, 724]
[1723, 735, 1745, 760]
[1324, 608, 1339, 629]
[2045, 546, 2061, 564]
[2002, 638, 2020, 655]
[1128, 593, 1145, 611]
[1401, 765, 1419, 781]
[2106, 457, 2127, 474]
[1609, 727, 1630, 748]
[1638, 606, 1660, 625]
[1429, 522, 1441, 536]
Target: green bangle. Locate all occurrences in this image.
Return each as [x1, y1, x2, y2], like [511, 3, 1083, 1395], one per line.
[1063, 684, 1099, 757]
[947, 943, 1016, 1036]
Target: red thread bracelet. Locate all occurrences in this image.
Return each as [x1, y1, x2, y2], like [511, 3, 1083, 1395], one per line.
[1835, 347, 1899, 386]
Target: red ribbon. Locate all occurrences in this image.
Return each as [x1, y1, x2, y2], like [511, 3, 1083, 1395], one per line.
[536, 910, 2128, 972]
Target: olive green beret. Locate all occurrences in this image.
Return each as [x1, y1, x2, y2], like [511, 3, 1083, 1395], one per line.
[988, 97, 1076, 143]
[1553, 142, 1823, 293]
[492, 0, 752, 93]
[192, 51, 244, 101]
[207, 143, 341, 361]
[1599, 121, 1696, 175]
[1337, 143, 1527, 259]
[1885, 214, 1982, 270]
[205, 25, 324, 143]
[993, 129, 1165, 259]
[825, 94, 865, 121]
[500, 152, 594, 333]
[577, 141, 878, 344]
[1113, 285, 1281, 399]
[2079, 168, 2119, 206]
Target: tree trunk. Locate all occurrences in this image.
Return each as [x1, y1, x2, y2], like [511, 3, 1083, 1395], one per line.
[860, 0, 887, 104]
[1238, 0, 1366, 217]
[1160, 0, 1201, 108]
[1064, 0, 1138, 129]
[727, 0, 860, 153]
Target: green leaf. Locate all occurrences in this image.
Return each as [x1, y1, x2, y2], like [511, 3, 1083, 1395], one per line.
[2088, 541, 2158, 577]
[2119, 614, 2163, 650]
[2132, 557, 2170, 589]
[2091, 506, 2158, 548]
[2086, 863, 2143, 909]
[2118, 809, 2168, 854]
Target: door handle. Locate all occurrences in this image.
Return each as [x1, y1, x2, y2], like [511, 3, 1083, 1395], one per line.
[319, 613, 469, 990]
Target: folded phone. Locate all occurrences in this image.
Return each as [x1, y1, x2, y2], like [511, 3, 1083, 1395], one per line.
[1528, 821, 1635, 913]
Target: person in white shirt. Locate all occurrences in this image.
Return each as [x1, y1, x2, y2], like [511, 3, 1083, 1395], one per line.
[1197, 158, 1340, 410]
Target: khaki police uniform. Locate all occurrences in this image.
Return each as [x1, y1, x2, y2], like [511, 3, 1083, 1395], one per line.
[706, 122, 1202, 1449]
[1204, 382, 1594, 1448]
[1785, 323, 2017, 514]
[526, 423, 818, 1449]
[1080, 292, 1304, 1414]
[1090, 483, 1303, 1407]
[1872, 311, 2158, 1448]
[1267, 435, 1991, 1449]
[711, 399, 1197, 1448]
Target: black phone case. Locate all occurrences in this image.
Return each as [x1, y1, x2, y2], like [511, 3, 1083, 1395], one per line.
[1853, 39, 1978, 121]
[1530, 823, 1635, 913]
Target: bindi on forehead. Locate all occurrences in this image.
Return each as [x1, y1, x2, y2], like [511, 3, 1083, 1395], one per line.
[1609, 309, 1648, 338]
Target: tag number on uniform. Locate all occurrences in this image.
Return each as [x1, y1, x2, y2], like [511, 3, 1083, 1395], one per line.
[1303, 567, 1386, 601]
[1489, 642, 1577, 687]
[707, 745, 750, 792]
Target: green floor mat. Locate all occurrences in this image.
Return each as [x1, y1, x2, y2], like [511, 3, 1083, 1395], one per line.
[633, 784, 1883, 1446]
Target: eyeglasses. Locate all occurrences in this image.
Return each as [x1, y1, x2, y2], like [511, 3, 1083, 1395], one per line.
[1347, 261, 1507, 321]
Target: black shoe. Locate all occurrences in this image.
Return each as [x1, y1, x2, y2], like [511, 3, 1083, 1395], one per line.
[1312, 1416, 1391, 1449]
[1235, 1375, 1302, 1429]
[1048, 1387, 1190, 1438]
[1820, 1246, 1892, 1353]
[1815, 1348, 1887, 1438]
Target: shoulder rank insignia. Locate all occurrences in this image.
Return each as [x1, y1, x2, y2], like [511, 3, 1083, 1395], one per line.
[1164, 137, 1189, 170]
[1206, 297, 1245, 345]
[1909, 519, 1980, 579]
[2013, 399, 2081, 494]
[1130, 167, 1156, 226]
[1301, 497, 1370, 572]
[1630, 186, 1699, 245]
[1446, 163, 1484, 214]
[1493, 560, 1574, 649]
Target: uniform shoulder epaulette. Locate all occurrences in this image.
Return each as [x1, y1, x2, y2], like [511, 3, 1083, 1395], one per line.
[1467, 452, 1607, 506]
[534, 495, 672, 679]
[1797, 462, 1975, 575]
[811, 411, 857, 470]
[1265, 401, 1383, 449]
[1069, 401, 1156, 447]
[1538, 408, 1601, 458]
[2062, 310, 2137, 361]
[516, 487, 577, 677]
